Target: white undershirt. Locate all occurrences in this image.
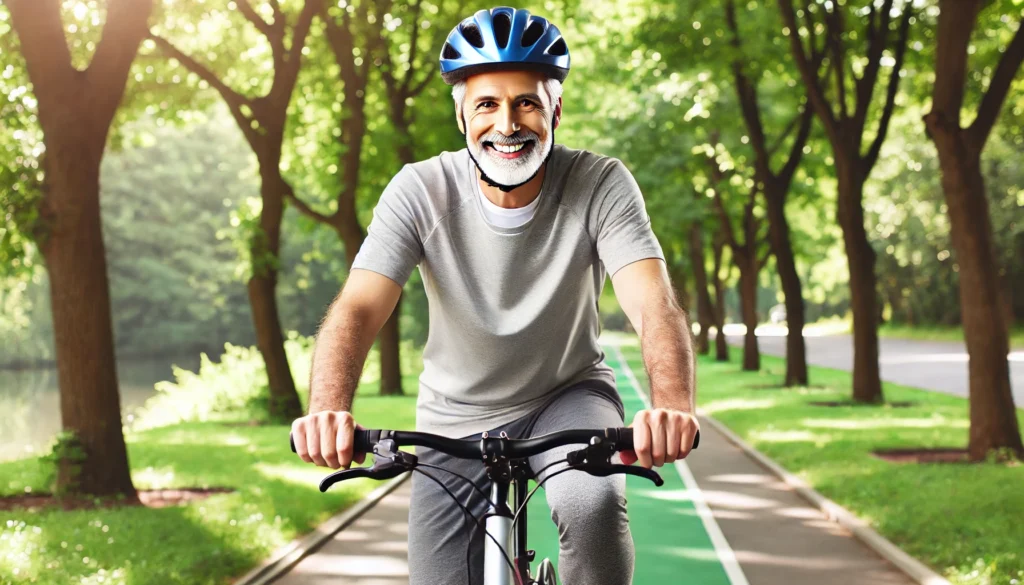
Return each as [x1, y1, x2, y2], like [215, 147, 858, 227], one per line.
[477, 181, 542, 228]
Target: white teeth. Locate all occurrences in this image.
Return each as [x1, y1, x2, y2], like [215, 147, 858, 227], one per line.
[493, 142, 525, 154]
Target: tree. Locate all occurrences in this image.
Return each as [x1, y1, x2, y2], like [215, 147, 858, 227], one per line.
[703, 143, 772, 371]
[148, 0, 322, 419]
[2, 0, 154, 497]
[723, 0, 817, 384]
[778, 0, 913, 403]
[922, 0, 1023, 460]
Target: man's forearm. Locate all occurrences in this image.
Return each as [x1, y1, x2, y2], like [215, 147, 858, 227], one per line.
[639, 291, 696, 413]
[308, 303, 379, 414]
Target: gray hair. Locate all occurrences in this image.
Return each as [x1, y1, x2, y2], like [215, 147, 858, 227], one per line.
[452, 77, 563, 117]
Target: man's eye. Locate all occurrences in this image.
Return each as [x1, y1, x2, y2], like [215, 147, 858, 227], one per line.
[477, 101, 496, 109]
[520, 100, 537, 108]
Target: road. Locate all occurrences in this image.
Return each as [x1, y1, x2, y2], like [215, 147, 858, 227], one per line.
[725, 331, 1024, 405]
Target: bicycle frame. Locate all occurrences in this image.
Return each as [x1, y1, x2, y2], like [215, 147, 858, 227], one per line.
[482, 456, 535, 585]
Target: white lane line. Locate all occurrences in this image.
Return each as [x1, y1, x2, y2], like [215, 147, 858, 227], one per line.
[611, 344, 751, 585]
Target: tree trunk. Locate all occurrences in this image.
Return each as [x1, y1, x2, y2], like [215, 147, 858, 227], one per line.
[737, 257, 760, 371]
[44, 153, 137, 499]
[253, 167, 302, 420]
[764, 184, 809, 385]
[925, 112, 1023, 461]
[7, 0, 155, 499]
[689, 226, 713, 355]
[335, 214, 404, 396]
[712, 240, 730, 363]
[378, 307, 404, 395]
[836, 162, 884, 403]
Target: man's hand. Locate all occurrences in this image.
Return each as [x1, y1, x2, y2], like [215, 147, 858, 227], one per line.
[621, 408, 700, 468]
[291, 411, 367, 470]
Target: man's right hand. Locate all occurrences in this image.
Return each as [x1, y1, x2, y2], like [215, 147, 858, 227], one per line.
[291, 411, 367, 470]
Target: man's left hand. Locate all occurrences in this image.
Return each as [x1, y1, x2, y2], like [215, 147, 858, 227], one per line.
[621, 408, 700, 468]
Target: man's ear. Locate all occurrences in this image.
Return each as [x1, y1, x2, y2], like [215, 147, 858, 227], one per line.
[456, 107, 465, 135]
[553, 97, 562, 130]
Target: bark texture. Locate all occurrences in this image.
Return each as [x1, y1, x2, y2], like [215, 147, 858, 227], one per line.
[923, 0, 1024, 460]
[7, 0, 155, 497]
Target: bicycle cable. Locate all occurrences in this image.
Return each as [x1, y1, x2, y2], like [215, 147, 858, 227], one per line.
[416, 462, 499, 509]
[509, 463, 581, 542]
[412, 468, 522, 585]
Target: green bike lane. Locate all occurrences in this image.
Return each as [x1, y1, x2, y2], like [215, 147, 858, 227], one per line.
[525, 344, 743, 585]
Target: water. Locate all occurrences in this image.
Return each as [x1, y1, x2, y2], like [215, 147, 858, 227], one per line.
[0, 354, 203, 462]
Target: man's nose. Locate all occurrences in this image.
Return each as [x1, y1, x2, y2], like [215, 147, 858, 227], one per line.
[495, 103, 521, 136]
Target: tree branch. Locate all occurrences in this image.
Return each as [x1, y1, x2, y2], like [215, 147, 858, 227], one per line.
[854, 0, 896, 130]
[147, 33, 255, 141]
[863, 4, 912, 171]
[778, 0, 840, 143]
[4, 0, 75, 99]
[409, 62, 439, 97]
[399, 0, 426, 97]
[779, 100, 815, 187]
[279, 0, 321, 91]
[710, 186, 740, 252]
[323, 2, 358, 86]
[823, 2, 848, 118]
[284, 187, 336, 225]
[968, 16, 1024, 151]
[236, 0, 275, 40]
[84, 0, 155, 121]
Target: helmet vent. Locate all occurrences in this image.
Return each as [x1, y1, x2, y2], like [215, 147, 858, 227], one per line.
[461, 23, 486, 48]
[493, 12, 512, 49]
[547, 37, 567, 56]
[442, 42, 461, 60]
[521, 19, 544, 47]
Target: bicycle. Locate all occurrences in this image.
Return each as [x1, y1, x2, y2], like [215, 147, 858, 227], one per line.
[290, 426, 700, 585]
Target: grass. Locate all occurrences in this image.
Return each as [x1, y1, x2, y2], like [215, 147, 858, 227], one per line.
[0, 389, 418, 585]
[877, 323, 1024, 348]
[615, 340, 1024, 585]
[804, 316, 1024, 348]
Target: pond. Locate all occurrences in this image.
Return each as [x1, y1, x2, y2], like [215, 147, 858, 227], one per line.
[0, 353, 204, 462]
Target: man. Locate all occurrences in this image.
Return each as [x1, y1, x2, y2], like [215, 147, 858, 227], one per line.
[291, 7, 699, 584]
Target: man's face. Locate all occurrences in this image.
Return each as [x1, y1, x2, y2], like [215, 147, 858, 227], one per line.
[458, 70, 561, 189]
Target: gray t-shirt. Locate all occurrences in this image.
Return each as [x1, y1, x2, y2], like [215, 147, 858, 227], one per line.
[351, 144, 665, 438]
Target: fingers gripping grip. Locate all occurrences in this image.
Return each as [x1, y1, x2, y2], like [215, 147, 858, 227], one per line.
[614, 427, 701, 451]
[289, 429, 379, 455]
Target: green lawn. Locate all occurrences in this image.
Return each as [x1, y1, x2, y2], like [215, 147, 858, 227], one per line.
[0, 393, 418, 585]
[804, 318, 1024, 348]
[615, 340, 1023, 585]
[878, 323, 1024, 348]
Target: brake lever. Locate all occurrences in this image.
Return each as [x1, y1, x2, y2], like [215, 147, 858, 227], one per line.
[577, 462, 664, 487]
[316, 439, 417, 493]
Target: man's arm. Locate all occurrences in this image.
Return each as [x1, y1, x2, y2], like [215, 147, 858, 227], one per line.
[293, 269, 403, 469]
[610, 258, 699, 467]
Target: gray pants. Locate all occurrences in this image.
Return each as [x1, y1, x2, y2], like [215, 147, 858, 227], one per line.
[407, 381, 634, 585]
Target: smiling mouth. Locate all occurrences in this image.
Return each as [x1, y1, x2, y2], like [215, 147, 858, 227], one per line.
[484, 140, 534, 157]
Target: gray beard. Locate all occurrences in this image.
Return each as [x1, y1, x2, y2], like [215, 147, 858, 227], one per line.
[467, 130, 553, 189]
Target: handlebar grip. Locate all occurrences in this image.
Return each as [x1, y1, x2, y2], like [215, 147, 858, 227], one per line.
[615, 428, 700, 451]
[289, 429, 380, 455]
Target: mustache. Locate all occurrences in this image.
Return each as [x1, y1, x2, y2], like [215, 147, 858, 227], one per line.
[479, 130, 539, 146]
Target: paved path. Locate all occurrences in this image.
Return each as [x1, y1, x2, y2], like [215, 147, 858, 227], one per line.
[269, 342, 920, 585]
[727, 333, 1024, 405]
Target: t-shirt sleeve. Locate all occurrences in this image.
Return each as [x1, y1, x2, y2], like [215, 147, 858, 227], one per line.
[593, 159, 665, 277]
[351, 166, 426, 287]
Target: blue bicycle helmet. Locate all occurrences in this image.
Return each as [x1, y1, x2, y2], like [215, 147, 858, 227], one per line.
[439, 7, 570, 86]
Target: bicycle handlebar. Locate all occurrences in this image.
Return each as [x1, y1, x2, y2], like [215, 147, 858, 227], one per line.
[290, 427, 699, 460]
